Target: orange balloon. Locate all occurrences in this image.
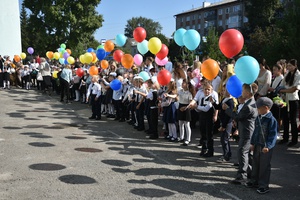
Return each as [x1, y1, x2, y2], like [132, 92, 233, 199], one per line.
[121, 54, 134, 69]
[14, 55, 21, 62]
[91, 52, 97, 63]
[89, 66, 98, 76]
[66, 49, 72, 55]
[104, 40, 115, 52]
[201, 59, 220, 81]
[101, 60, 109, 69]
[46, 51, 54, 59]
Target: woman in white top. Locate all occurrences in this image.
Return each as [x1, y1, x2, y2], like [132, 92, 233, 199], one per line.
[256, 58, 272, 98]
[278, 59, 300, 146]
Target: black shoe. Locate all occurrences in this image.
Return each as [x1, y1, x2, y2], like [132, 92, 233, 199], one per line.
[278, 140, 288, 145]
[95, 117, 101, 120]
[233, 163, 239, 167]
[287, 141, 298, 147]
[119, 119, 125, 122]
[89, 116, 96, 119]
[200, 150, 207, 156]
[245, 181, 259, 188]
[257, 187, 269, 194]
[203, 152, 214, 157]
[127, 120, 133, 124]
[60, 99, 64, 102]
[231, 177, 246, 184]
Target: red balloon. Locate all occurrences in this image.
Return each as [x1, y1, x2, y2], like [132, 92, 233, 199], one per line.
[133, 27, 147, 43]
[113, 50, 124, 62]
[219, 29, 244, 58]
[76, 68, 84, 77]
[156, 44, 169, 60]
[157, 69, 172, 86]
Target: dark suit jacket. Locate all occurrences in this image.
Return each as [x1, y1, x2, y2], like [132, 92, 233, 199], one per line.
[225, 97, 258, 139]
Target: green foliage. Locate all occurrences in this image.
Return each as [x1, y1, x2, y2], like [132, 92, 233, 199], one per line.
[22, 0, 103, 57]
[20, 3, 30, 53]
[124, 16, 162, 39]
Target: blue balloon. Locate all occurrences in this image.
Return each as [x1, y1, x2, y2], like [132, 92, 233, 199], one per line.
[110, 79, 122, 90]
[64, 59, 69, 65]
[87, 48, 94, 53]
[139, 71, 150, 81]
[183, 29, 201, 51]
[226, 75, 243, 98]
[96, 48, 106, 61]
[105, 52, 111, 57]
[235, 56, 259, 84]
[115, 34, 127, 47]
[174, 28, 186, 47]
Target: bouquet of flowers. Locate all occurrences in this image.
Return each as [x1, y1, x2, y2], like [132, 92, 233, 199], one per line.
[272, 96, 286, 107]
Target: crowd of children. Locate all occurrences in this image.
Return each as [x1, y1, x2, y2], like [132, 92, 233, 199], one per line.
[1, 54, 299, 195]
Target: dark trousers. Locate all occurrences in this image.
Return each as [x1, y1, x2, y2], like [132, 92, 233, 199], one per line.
[221, 123, 232, 160]
[114, 99, 124, 120]
[251, 145, 273, 189]
[91, 94, 101, 118]
[199, 117, 214, 152]
[149, 108, 158, 136]
[282, 100, 298, 143]
[136, 102, 145, 129]
[60, 79, 70, 102]
[237, 138, 251, 179]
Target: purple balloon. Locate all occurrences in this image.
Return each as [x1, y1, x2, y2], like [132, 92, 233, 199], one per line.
[27, 47, 34, 54]
[63, 52, 70, 59]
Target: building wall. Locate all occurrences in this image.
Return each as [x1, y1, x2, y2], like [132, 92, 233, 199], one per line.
[0, 0, 22, 58]
[175, 0, 247, 36]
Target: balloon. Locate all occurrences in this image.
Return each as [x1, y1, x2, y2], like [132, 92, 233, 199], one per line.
[115, 34, 127, 47]
[87, 47, 94, 53]
[14, 55, 21, 62]
[235, 56, 259, 84]
[121, 54, 134, 69]
[64, 59, 69, 65]
[110, 79, 122, 90]
[96, 48, 106, 61]
[53, 52, 60, 60]
[183, 29, 201, 51]
[113, 50, 124, 62]
[148, 37, 162, 55]
[59, 58, 65, 65]
[20, 52, 26, 59]
[67, 56, 75, 64]
[155, 56, 168, 66]
[79, 55, 85, 63]
[60, 43, 66, 49]
[84, 52, 93, 64]
[156, 44, 169, 60]
[101, 60, 109, 69]
[97, 45, 104, 50]
[89, 66, 98, 75]
[139, 71, 150, 81]
[105, 52, 111, 57]
[157, 69, 172, 86]
[52, 71, 58, 78]
[226, 75, 243, 98]
[133, 54, 143, 66]
[76, 68, 84, 77]
[91, 52, 97, 63]
[201, 59, 220, 81]
[27, 47, 34, 54]
[46, 51, 53, 59]
[63, 52, 70, 59]
[137, 40, 148, 55]
[104, 40, 115, 52]
[219, 29, 244, 58]
[66, 49, 72, 55]
[174, 28, 186, 47]
[133, 27, 147, 42]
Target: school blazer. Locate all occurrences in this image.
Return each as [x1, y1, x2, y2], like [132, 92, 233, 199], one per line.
[225, 97, 258, 139]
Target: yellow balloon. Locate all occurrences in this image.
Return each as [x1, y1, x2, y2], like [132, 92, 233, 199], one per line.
[52, 71, 58, 78]
[54, 52, 60, 60]
[60, 52, 63, 58]
[67, 56, 75, 64]
[84, 52, 93, 64]
[79, 55, 85, 64]
[20, 52, 26, 59]
[148, 37, 162, 54]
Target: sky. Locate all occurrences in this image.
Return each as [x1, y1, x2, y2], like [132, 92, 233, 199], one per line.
[19, 0, 222, 41]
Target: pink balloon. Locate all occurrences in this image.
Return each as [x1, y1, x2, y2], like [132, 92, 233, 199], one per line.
[155, 56, 168, 66]
[133, 54, 143, 66]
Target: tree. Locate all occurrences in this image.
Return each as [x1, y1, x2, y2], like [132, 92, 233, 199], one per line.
[23, 0, 103, 57]
[124, 17, 162, 39]
[245, 0, 282, 31]
[20, 2, 30, 53]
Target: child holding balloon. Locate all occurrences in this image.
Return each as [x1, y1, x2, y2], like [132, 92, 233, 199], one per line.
[86, 75, 102, 120]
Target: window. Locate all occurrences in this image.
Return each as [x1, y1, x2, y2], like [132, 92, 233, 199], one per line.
[198, 24, 201, 29]
[181, 17, 184, 22]
[198, 14, 202, 19]
[204, 12, 208, 17]
[218, 9, 223, 15]
[218, 20, 223, 26]
[186, 16, 190, 21]
[229, 16, 238, 23]
[233, 5, 241, 12]
[226, 7, 230, 14]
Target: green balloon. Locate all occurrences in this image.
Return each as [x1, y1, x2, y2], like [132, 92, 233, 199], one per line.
[97, 45, 104, 50]
[60, 43, 66, 49]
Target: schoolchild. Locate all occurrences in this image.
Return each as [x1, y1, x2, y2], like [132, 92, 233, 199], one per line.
[133, 76, 147, 131]
[86, 75, 102, 120]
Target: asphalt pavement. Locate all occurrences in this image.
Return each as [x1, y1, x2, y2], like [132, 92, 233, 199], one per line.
[0, 88, 299, 200]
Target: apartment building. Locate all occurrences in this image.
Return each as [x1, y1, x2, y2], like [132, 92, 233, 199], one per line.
[174, 0, 248, 36]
